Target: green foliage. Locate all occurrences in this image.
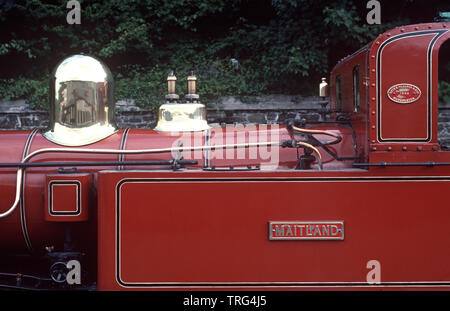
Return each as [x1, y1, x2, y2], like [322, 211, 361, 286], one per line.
[114, 51, 267, 108]
[114, 65, 165, 109]
[0, 76, 48, 108]
[439, 81, 450, 104]
[0, 0, 444, 108]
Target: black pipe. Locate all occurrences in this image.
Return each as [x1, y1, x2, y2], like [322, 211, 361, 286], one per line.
[0, 160, 198, 168]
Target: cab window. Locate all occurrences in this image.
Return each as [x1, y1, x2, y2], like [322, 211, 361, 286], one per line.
[336, 75, 342, 111]
[353, 66, 360, 113]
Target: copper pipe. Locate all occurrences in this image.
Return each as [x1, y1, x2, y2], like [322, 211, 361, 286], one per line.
[291, 125, 342, 145]
[295, 141, 323, 170]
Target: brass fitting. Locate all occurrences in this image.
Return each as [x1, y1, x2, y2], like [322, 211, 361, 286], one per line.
[319, 77, 329, 97]
[165, 72, 179, 102]
[186, 73, 199, 101]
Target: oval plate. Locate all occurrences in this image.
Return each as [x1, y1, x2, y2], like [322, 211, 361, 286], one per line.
[387, 83, 421, 104]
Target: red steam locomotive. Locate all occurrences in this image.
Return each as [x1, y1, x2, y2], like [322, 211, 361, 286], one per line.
[0, 22, 449, 290]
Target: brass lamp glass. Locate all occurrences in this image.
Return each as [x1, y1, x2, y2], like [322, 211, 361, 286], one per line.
[42, 54, 118, 146]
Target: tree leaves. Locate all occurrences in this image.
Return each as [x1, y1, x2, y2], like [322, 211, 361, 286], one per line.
[0, 0, 446, 108]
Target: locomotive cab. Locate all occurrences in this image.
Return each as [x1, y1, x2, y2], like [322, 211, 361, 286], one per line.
[329, 22, 450, 165]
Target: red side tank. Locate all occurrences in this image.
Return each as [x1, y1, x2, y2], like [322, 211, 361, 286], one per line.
[0, 124, 355, 254]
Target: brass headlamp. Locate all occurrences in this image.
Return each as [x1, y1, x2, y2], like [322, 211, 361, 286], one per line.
[42, 54, 118, 146]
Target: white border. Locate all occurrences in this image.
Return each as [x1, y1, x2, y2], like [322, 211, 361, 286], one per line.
[377, 29, 449, 142]
[112, 176, 450, 288]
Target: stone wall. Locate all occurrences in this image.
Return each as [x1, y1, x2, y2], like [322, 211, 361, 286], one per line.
[438, 109, 450, 146]
[0, 96, 324, 129]
[1, 96, 450, 145]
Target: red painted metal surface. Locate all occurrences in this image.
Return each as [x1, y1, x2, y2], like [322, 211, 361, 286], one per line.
[97, 169, 450, 290]
[367, 23, 450, 148]
[0, 129, 127, 253]
[44, 173, 92, 222]
[378, 33, 433, 141]
[330, 22, 450, 158]
[0, 125, 354, 253]
[330, 43, 370, 162]
[0, 22, 448, 291]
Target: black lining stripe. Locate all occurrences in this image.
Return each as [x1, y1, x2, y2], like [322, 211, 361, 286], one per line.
[48, 181, 81, 216]
[376, 29, 448, 142]
[114, 176, 450, 288]
[204, 129, 210, 168]
[118, 128, 130, 170]
[21, 129, 38, 253]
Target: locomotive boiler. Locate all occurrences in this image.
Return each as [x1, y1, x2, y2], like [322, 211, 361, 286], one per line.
[0, 22, 449, 290]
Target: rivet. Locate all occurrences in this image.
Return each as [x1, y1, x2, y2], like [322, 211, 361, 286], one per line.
[387, 146, 392, 151]
[371, 69, 375, 73]
[372, 147, 377, 151]
[371, 55, 375, 59]
[400, 28, 405, 32]
[402, 146, 407, 151]
[428, 25, 432, 29]
[376, 41, 380, 45]
[432, 145, 439, 151]
[371, 140, 376, 144]
[417, 146, 423, 151]
[415, 27, 419, 30]
[371, 125, 376, 129]
[371, 110, 376, 115]
[371, 83, 375, 87]
[444, 24, 447, 28]
[372, 97, 376, 101]
[386, 33, 391, 37]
